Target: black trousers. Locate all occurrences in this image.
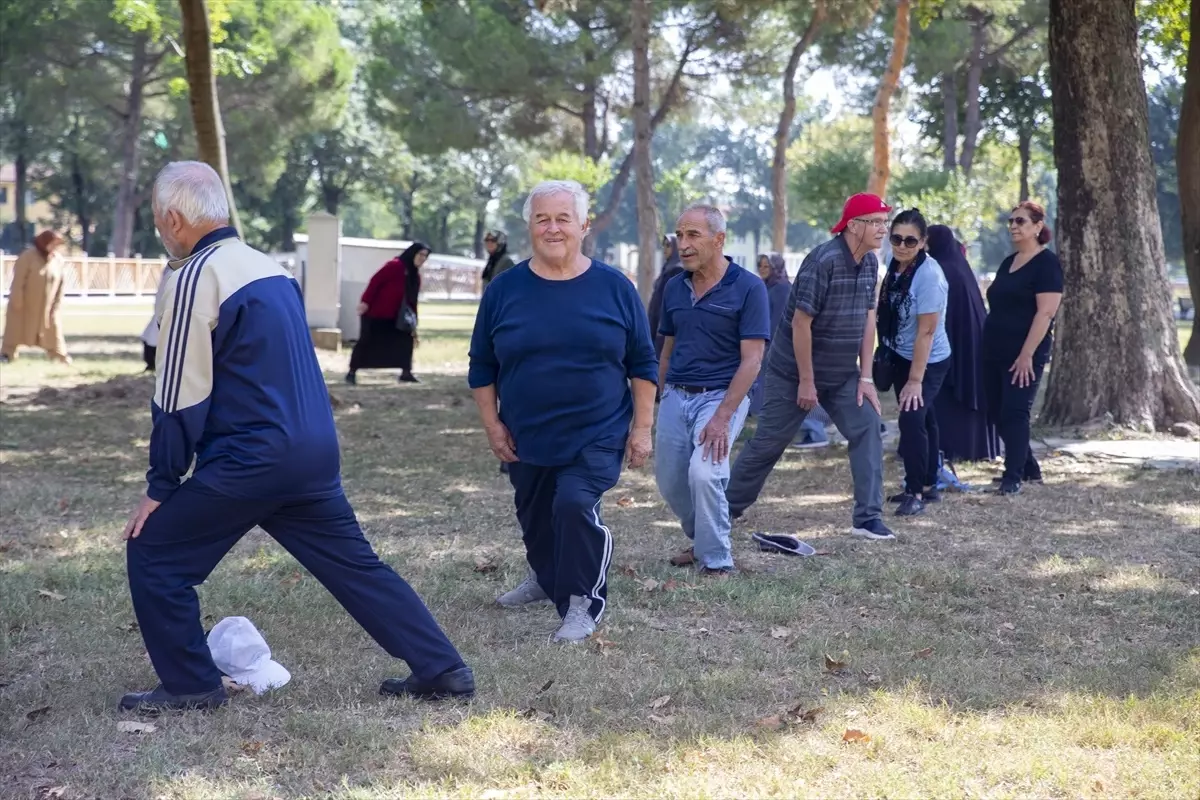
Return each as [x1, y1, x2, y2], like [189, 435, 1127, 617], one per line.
[982, 358, 1045, 483]
[143, 344, 156, 371]
[507, 442, 623, 621]
[893, 355, 951, 494]
[126, 480, 464, 695]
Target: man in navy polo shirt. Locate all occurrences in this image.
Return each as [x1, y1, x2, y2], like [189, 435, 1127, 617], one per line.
[655, 205, 770, 576]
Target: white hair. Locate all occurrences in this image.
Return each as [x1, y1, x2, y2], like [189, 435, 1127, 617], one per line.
[153, 161, 230, 225]
[680, 203, 727, 236]
[522, 180, 590, 225]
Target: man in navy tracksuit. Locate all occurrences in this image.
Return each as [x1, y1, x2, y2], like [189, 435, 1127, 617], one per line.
[119, 161, 473, 712]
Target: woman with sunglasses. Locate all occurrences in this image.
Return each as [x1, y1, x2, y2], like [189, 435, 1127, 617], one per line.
[877, 209, 952, 517]
[981, 201, 1063, 495]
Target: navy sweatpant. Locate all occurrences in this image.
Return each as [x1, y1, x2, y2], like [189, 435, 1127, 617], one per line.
[126, 480, 464, 696]
[508, 442, 623, 621]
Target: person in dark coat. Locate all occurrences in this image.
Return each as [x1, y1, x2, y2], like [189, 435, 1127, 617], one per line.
[481, 230, 515, 289]
[345, 242, 428, 385]
[648, 235, 684, 360]
[925, 225, 999, 465]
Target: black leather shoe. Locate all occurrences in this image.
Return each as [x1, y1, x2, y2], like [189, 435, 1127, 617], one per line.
[380, 665, 475, 701]
[398, 372, 420, 384]
[118, 684, 228, 713]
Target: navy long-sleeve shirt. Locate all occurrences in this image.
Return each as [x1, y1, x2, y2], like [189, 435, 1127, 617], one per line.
[468, 259, 658, 466]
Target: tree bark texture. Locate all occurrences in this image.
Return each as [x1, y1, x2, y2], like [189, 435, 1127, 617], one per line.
[958, 7, 989, 177]
[1180, 0, 1200, 368]
[867, 0, 910, 197]
[942, 70, 959, 172]
[1018, 127, 1032, 202]
[631, 0, 657, 304]
[110, 34, 147, 258]
[1043, 0, 1200, 427]
[179, 0, 242, 236]
[772, 1, 825, 252]
[14, 150, 28, 247]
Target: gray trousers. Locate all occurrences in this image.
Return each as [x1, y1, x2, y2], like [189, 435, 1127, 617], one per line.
[726, 369, 884, 527]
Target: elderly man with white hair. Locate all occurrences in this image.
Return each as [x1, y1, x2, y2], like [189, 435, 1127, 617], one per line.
[119, 161, 473, 712]
[468, 179, 658, 642]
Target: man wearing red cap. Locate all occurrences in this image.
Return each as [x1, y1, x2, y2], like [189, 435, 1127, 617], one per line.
[727, 193, 896, 540]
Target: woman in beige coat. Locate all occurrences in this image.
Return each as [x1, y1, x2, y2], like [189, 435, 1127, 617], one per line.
[1, 230, 71, 363]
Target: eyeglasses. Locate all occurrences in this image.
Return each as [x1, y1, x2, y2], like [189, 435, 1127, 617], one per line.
[889, 234, 921, 248]
[853, 217, 890, 229]
[1007, 216, 1030, 227]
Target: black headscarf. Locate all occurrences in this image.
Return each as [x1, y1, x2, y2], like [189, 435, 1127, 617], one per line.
[398, 241, 428, 315]
[481, 231, 510, 283]
[926, 225, 986, 409]
[877, 250, 927, 349]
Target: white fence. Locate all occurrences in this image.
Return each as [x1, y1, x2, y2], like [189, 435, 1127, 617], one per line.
[0, 253, 169, 298]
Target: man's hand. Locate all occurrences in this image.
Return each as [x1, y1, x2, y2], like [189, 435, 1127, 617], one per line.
[627, 426, 652, 468]
[485, 421, 518, 463]
[123, 494, 162, 541]
[797, 378, 819, 410]
[857, 378, 882, 415]
[698, 411, 732, 464]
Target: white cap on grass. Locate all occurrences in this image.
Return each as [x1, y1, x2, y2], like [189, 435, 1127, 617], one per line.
[207, 616, 290, 694]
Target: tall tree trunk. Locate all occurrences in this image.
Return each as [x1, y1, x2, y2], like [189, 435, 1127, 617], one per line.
[474, 208, 486, 259]
[179, 0, 242, 236]
[942, 70, 959, 171]
[582, 75, 601, 162]
[1042, 0, 1200, 428]
[70, 144, 91, 253]
[867, 0, 911, 197]
[111, 34, 147, 258]
[958, 8, 989, 177]
[772, 2, 825, 252]
[1017, 127, 1032, 202]
[14, 150, 28, 247]
[1180, 0, 1200, 368]
[631, 0, 657, 304]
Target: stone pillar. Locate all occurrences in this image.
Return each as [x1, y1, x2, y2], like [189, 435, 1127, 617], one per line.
[304, 211, 342, 350]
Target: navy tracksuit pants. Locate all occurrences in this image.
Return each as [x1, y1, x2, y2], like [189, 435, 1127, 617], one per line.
[126, 479, 464, 696]
[508, 442, 623, 622]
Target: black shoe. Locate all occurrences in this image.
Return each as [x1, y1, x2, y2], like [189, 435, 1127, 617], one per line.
[992, 475, 1041, 486]
[699, 566, 734, 578]
[380, 665, 475, 701]
[895, 493, 925, 517]
[997, 480, 1022, 495]
[345, 371, 357, 385]
[399, 372, 420, 384]
[851, 519, 896, 540]
[887, 491, 908, 503]
[118, 684, 228, 713]
[922, 486, 941, 503]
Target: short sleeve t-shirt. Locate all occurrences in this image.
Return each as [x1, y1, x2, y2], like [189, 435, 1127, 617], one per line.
[982, 249, 1064, 364]
[659, 260, 770, 388]
[881, 255, 952, 364]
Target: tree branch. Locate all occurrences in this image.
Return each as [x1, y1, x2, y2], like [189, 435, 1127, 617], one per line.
[980, 22, 1037, 69]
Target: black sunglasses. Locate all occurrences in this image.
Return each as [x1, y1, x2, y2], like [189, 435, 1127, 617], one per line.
[889, 234, 921, 248]
[1008, 216, 1029, 227]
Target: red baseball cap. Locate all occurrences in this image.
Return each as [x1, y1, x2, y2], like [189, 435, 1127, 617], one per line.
[831, 193, 892, 234]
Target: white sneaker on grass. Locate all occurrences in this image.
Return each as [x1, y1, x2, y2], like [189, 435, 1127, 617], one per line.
[552, 595, 596, 643]
[496, 570, 550, 607]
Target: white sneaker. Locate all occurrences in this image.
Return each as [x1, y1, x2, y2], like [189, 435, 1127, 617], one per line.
[552, 595, 596, 643]
[496, 570, 550, 607]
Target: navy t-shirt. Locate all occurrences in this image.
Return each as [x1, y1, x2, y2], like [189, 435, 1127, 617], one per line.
[468, 260, 659, 466]
[658, 260, 771, 388]
[983, 249, 1064, 364]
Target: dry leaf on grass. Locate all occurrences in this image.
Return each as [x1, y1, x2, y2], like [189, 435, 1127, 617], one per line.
[770, 626, 792, 639]
[472, 556, 498, 574]
[842, 728, 871, 744]
[755, 714, 784, 729]
[649, 694, 672, 709]
[796, 705, 824, 723]
[281, 571, 302, 586]
[824, 653, 849, 671]
[648, 714, 675, 724]
[537, 679, 554, 693]
[638, 577, 661, 592]
[57, 498, 69, 512]
[861, 669, 882, 687]
[35, 787, 67, 800]
[518, 707, 555, 722]
[222, 675, 251, 695]
[1001, 622, 1016, 631]
[913, 646, 934, 659]
[590, 635, 618, 654]
[117, 721, 157, 734]
[241, 740, 265, 755]
[36, 589, 65, 601]
[617, 564, 639, 577]
[616, 496, 633, 507]
[25, 705, 51, 721]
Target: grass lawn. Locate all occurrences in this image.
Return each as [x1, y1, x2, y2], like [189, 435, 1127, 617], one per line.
[1, 304, 1198, 799]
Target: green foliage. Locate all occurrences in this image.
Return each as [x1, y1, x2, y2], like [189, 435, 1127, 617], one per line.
[786, 114, 872, 229]
[526, 152, 614, 201]
[1139, 0, 1191, 74]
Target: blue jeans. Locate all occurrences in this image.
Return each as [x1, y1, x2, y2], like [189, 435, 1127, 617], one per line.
[655, 387, 750, 569]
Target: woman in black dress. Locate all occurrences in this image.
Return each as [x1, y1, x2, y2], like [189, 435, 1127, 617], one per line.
[981, 203, 1064, 494]
[926, 225, 999, 464]
[345, 242, 429, 385]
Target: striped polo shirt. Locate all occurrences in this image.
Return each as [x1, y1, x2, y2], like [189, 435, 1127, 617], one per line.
[766, 235, 878, 388]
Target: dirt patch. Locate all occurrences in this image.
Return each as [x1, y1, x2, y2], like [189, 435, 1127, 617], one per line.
[9, 374, 155, 409]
